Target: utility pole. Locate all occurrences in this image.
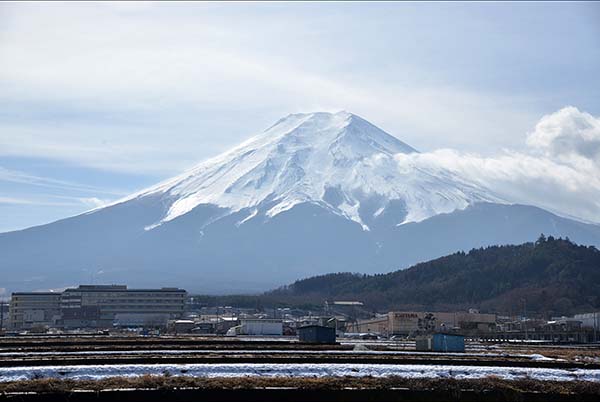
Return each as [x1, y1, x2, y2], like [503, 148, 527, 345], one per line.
[594, 311, 598, 342]
[0, 298, 7, 332]
[522, 298, 528, 341]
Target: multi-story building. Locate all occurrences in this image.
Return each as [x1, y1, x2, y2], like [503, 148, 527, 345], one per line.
[61, 285, 187, 328]
[8, 292, 61, 330]
[8, 285, 187, 330]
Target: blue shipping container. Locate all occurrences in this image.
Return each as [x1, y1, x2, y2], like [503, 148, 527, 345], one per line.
[432, 333, 465, 352]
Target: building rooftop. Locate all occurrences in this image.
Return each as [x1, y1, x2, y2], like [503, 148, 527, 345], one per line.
[11, 292, 61, 296]
[77, 285, 127, 290]
[63, 285, 186, 293]
[331, 301, 363, 306]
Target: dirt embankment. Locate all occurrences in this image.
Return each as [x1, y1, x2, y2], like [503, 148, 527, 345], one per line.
[1, 376, 600, 402]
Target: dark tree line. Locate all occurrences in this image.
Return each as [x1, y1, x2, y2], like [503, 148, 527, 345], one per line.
[267, 235, 600, 315]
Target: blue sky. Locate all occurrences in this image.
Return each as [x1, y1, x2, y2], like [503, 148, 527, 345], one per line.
[1, 1, 599, 232]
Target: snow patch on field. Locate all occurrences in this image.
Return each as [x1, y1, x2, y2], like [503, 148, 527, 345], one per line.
[0, 363, 599, 383]
[0, 349, 565, 360]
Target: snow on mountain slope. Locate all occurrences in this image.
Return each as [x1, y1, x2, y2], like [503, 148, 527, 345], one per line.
[124, 111, 504, 230]
[4, 112, 600, 294]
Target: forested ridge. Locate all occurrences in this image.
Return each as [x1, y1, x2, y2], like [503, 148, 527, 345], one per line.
[268, 236, 600, 315]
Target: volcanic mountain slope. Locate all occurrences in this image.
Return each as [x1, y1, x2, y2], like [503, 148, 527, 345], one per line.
[1, 111, 600, 293]
[125, 111, 499, 230]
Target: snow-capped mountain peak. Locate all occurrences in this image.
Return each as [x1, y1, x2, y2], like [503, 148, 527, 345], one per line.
[130, 111, 501, 230]
[7, 112, 600, 295]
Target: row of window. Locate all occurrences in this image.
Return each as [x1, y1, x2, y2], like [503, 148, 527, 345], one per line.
[100, 305, 184, 310]
[66, 293, 185, 298]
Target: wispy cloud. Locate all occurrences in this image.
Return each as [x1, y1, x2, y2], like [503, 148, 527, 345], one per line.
[0, 196, 78, 207]
[0, 195, 114, 214]
[0, 2, 551, 174]
[0, 167, 126, 196]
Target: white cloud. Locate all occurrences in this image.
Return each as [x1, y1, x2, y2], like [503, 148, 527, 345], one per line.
[527, 106, 600, 164]
[393, 107, 600, 224]
[78, 197, 109, 209]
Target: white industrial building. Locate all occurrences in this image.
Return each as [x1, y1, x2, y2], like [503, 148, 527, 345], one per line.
[226, 319, 283, 336]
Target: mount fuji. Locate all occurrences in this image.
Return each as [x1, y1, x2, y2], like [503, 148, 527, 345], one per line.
[2, 111, 600, 293]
